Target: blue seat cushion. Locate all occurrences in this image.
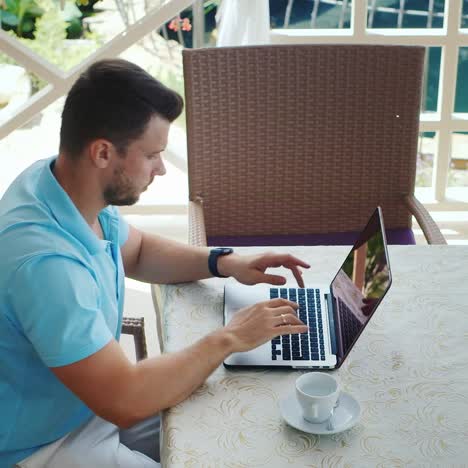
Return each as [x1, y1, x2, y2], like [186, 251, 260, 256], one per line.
[208, 228, 415, 247]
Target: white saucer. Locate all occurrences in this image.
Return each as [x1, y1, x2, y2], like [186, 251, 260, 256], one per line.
[279, 391, 361, 435]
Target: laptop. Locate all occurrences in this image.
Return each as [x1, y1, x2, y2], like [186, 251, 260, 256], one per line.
[223, 207, 392, 370]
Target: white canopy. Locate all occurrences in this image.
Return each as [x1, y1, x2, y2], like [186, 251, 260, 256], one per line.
[216, 0, 270, 47]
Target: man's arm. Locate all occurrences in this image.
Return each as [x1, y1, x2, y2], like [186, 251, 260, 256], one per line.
[121, 225, 212, 284]
[121, 225, 310, 286]
[51, 298, 306, 428]
[51, 333, 231, 428]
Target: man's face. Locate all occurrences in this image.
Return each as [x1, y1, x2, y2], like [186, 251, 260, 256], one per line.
[103, 114, 170, 206]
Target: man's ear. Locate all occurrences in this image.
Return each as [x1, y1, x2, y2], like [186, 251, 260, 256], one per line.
[88, 139, 116, 169]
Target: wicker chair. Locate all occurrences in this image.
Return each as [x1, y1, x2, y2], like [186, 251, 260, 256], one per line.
[122, 317, 148, 361]
[183, 45, 446, 248]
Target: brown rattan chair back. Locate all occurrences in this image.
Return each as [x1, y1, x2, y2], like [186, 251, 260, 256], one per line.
[183, 45, 424, 237]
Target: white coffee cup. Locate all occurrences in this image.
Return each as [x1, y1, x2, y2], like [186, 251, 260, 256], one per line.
[295, 372, 340, 423]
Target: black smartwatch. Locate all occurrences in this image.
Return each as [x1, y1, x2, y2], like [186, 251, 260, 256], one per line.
[208, 247, 234, 278]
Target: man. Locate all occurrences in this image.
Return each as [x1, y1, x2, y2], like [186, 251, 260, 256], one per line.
[0, 59, 309, 467]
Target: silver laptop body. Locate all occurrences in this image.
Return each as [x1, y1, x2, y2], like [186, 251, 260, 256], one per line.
[223, 207, 392, 370]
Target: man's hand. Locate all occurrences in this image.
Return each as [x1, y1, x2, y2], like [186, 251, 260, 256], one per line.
[218, 252, 310, 288]
[222, 298, 308, 353]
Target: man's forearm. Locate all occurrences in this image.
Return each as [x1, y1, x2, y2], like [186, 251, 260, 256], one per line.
[121, 330, 233, 425]
[130, 232, 212, 284]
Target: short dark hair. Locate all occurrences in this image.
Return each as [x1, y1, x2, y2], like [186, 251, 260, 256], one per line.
[59, 59, 183, 158]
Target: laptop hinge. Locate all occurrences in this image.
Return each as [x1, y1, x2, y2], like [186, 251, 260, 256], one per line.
[325, 293, 338, 356]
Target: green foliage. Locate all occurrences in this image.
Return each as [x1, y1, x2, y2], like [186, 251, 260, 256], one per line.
[0, 0, 102, 92]
[0, 0, 43, 37]
[1, 0, 99, 38]
[61, 0, 82, 38]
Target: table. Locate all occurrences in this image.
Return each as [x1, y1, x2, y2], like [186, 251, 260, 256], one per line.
[158, 246, 468, 467]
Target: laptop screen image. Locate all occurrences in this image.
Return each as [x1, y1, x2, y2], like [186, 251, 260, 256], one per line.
[330, 208, 392, 364]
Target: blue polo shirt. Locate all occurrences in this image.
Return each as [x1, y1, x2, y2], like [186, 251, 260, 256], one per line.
[0, 157, 129, 467]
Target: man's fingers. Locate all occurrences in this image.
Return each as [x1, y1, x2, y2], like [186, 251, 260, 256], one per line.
[275, 324, 309, 336]
[270, 305, 299, 316]
[254, 254, 309, 288]
[257, 253, 310, 270]
[273, 313, 304, 327]
[261, 274, 287, 286]
[290, 266, 305, 288]
[266, 298, 298, 309]
[268, 253, 310, 269]
[285, 255, 310, 269]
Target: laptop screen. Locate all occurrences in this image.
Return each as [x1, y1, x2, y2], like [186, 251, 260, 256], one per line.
[329, 208, 392, 361]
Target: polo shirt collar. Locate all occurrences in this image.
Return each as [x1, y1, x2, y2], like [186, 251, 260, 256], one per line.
[38, 157, 104, 255]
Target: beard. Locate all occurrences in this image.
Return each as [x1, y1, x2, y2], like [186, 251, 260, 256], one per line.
[103, 166, 140, 206]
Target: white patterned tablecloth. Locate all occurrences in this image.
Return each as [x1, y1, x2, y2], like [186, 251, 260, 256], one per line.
[158, 246, 468, 467]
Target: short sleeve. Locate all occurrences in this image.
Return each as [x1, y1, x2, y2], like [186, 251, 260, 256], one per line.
[117, 211, 129, 246]
[9, 255, 114, 367]
[104, 206, 129, 246]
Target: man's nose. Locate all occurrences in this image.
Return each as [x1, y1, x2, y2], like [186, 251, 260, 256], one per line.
[153, 158, 166, 177]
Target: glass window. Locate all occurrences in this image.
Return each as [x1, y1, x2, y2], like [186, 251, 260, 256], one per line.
[270, 0, 353, 29]
[461, 0, 468, 28]
[421, 47, 441, 113]
[455, 47, 468, 113]
[367, 0, 444, 29]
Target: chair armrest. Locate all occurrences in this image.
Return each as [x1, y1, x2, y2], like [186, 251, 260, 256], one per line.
[404, 195, 447, 245]
[189, 199, 208, 247]
[150, 284, 165, 354]
[121, 317, 148, 361]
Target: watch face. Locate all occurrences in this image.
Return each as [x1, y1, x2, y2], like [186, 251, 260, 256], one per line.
[219, 248, 233, 254]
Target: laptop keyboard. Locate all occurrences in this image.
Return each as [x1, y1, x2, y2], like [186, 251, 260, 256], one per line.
[270, 288, 326, 361]
[337, 298, 362, 350]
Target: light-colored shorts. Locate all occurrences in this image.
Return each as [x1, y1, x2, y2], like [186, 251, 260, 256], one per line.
[16, 413, 161, 467]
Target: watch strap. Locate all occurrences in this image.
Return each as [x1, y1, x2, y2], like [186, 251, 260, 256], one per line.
[208, 248, 233, 278]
